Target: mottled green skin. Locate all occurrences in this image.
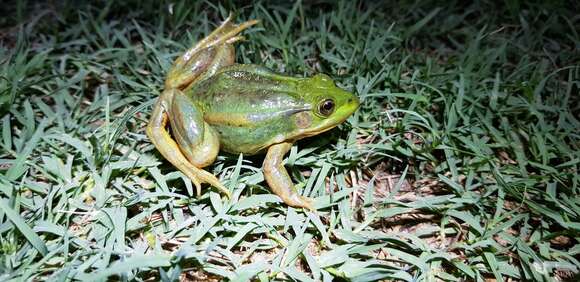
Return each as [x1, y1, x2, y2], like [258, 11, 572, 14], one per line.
[187, 64, 359, 155]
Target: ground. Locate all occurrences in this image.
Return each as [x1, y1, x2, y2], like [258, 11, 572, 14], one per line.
[0, 0, 579, 281]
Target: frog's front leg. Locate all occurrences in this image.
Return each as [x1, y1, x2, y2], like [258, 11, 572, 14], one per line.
[146, 89, 230, 198]
[263, 142, 315, 210]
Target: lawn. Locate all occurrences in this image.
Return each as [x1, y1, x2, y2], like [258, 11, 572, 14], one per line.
[0, 0, 579, 281]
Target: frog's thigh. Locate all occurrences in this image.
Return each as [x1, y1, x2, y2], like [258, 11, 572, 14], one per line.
[169, 91, 220, 168]
[166, 44, 235, 90]
[263, 142, 315, 211]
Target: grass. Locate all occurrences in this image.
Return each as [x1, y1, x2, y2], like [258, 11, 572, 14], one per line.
[0, 0, 579, 281]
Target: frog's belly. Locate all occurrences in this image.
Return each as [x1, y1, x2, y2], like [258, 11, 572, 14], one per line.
[210, 122, 293, 155]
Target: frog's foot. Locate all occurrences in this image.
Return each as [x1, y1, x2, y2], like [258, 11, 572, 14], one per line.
[263, 142, 317, 211]
[193, 168, 231, 198]
[166, 15, 259, 89]
[179, 164, 231, 198]
[196, 14, 260, 51]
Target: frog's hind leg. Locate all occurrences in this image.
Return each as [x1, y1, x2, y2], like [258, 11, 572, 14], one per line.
[147, 89, 230, 198]
[166, 15, 259, 90]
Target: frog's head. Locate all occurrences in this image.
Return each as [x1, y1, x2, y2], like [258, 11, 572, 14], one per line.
[293, 74, 359, 137]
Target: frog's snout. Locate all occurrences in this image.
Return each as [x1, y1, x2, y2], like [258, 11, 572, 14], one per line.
[344, 92, 360, 116]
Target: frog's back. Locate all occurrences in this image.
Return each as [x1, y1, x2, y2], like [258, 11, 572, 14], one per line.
[187, 65, 308, 154]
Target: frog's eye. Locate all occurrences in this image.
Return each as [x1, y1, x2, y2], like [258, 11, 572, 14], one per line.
[318, 99, 335, 117]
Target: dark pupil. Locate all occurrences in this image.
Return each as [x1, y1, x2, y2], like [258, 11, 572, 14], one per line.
[320, 99, 334, 115]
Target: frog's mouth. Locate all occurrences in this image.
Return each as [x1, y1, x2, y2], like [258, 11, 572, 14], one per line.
[300, 116, 347, 137]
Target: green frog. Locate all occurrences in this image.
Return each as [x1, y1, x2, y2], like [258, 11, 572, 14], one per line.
[147, 15, 359, 210]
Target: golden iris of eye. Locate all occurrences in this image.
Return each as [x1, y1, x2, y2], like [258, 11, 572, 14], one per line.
[318, 99, 335, 116]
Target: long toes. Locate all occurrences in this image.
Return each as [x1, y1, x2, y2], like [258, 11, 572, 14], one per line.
[225, 36, 245, 44]
[223, 13, 234, 24]
[219, 185, 232, 199]
[192, 178, 202, 197]
[197, 171, 231, 198]
[299, 196, 316, 211]
[209, 179, 231, 199]
[285, 194, 316, 211]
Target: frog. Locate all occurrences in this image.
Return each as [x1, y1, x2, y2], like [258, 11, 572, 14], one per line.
[146, 15, 359, 210]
